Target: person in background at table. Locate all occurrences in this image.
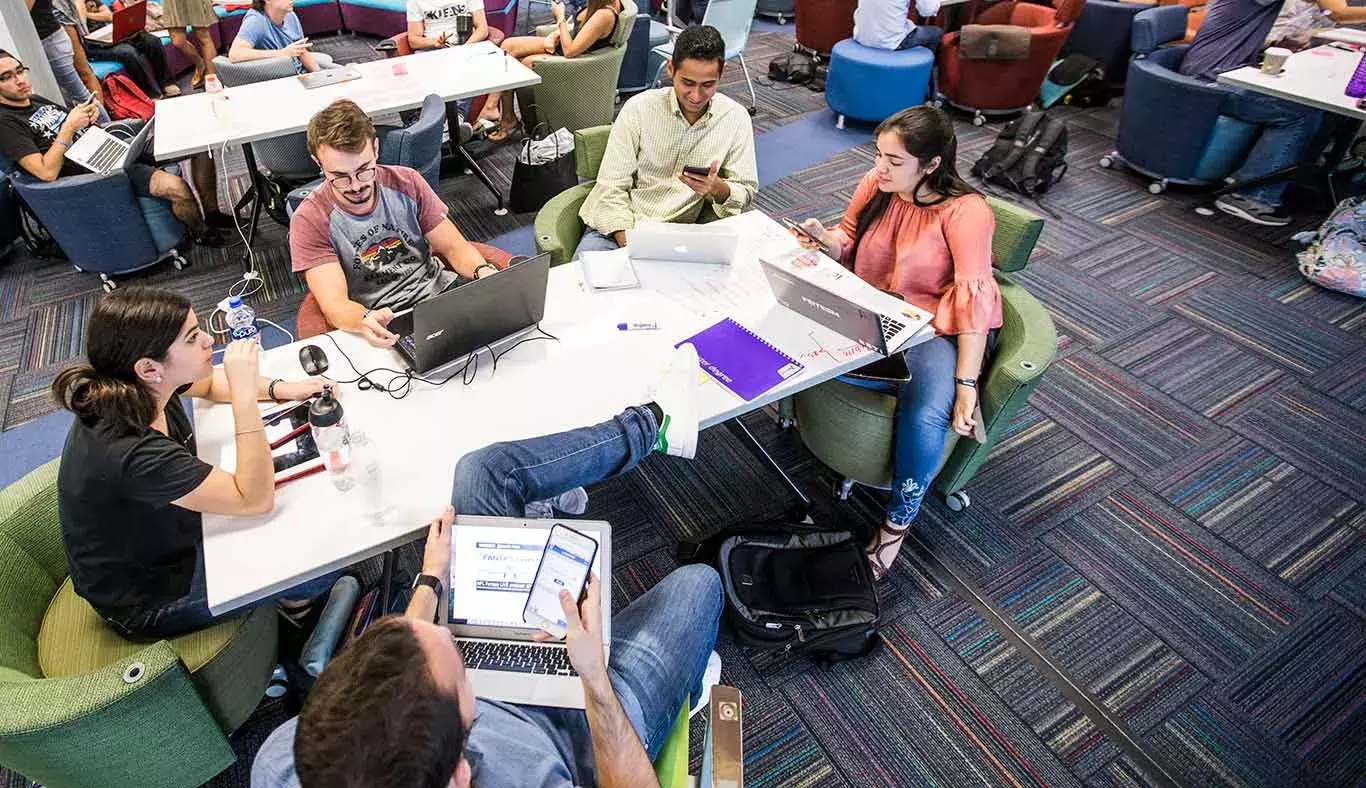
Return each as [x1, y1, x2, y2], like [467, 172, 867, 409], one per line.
[853, 0, 944, 52]
[28, 0, 110, 122]
[576, 25, 757, 258]
[63, 0, 180, 99]
[0, 51, 235, 246]
[52, 287, 340, 639]
[405, 0, 489, 50]
[250, 345, 719, 788]
[794, 106, 1000, 582]
[290, 99, 504, 348]
[477, 0, 623, 142]
[1178, 0, 1324, 227]
[1267, 0, 1366, 49]
[230, 0, 328, 74]
[161, 0, 216, 88]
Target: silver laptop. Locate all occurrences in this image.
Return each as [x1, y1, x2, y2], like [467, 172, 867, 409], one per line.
[759, 255, 930, 354]
[627, 222, 739, 265]
[298, 66, 362, 89]
[440, 515, 611, 709]
[64, 117, 154, 175]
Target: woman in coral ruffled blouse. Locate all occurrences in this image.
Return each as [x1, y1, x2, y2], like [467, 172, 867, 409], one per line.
[797, 106, 1002, 580]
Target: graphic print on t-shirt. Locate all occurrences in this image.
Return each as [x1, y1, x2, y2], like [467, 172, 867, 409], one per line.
[27, 103, 72, 142]
[349, 221, 430, 286]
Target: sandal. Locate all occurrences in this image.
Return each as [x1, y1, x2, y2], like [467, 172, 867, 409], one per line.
[487, 121, 521, 143]
[191, 65, 205, 89]
[866, 520, 910, 581]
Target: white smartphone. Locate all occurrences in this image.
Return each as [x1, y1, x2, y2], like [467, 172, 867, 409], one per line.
[522, 523, 599, 638]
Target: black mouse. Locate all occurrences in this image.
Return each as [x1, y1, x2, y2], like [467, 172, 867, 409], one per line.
[299, 344, 329, 377]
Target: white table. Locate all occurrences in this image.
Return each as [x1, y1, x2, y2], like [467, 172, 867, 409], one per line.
[153, 41, 539, 159]
[1218, 44, 1366, 120]
[194, 211, 932, 614]
[1313, 28, 1366, 47]
[84, 26, 170, 45]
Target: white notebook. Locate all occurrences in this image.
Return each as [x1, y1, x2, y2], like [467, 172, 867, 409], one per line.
[581, 248, 641, 291]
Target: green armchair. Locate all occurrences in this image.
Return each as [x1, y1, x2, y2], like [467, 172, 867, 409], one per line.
[534, 124, 614, 265]
[783, 198, 1056, 511]
[0, 460, 279, 788]
[516, 0, 640, 135]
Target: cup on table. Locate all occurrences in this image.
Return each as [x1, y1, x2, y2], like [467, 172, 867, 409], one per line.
[1262, 47, 1292, 75]
[391, 60, 408, 77]
[204, 73, 222, 93]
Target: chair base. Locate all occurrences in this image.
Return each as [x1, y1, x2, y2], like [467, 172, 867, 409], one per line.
[1098, 150, 1227, 192]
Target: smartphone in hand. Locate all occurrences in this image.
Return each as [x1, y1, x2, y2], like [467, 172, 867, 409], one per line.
[681, 164, 711, 177]
[782, 217, 829, 251]
[522, 524, 598, 639]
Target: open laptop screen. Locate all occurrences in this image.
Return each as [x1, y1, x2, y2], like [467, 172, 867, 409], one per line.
[448, 523, 604, 629]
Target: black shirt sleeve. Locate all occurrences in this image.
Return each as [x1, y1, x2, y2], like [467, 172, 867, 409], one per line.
[120, 433, 215, 506]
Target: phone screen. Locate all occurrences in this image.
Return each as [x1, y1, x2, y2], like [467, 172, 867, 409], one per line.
[522, 524, 598, 637]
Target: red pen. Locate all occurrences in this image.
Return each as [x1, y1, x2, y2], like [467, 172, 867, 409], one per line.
[275, 462, 325, 487]
[270, 422, 310, 450]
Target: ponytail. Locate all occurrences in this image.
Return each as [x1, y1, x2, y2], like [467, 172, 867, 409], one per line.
[52, 364, 158, 435]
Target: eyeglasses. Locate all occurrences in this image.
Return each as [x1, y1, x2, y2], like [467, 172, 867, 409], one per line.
[0, 66, 29, 84]
[326, 162, 378, 189]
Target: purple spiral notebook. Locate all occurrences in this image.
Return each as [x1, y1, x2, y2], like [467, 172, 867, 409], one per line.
[678, 318, 805, 401]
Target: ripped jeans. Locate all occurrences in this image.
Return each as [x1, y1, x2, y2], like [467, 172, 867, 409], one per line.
[847, 335, 959, 527]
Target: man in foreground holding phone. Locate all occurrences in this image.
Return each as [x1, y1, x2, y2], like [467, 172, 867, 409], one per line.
[251, 345, 725, 788]
[574, 25, 758, 259]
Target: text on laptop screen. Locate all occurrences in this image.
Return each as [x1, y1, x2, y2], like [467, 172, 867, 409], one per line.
[448, 524, 602, 628]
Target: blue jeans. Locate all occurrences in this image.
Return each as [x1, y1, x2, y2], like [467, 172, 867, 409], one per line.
[102, 544, 342, 640]
[40, 28, 111, 125]
[898, 25, 944, 52]
[573, 228, 622, 260]
[845, 336, 958, 527]
[1225, 87, 1323, 207]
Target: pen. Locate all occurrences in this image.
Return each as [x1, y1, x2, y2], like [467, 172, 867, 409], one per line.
[617, 321, 659, 331]
[270, 422, 310, 450]
[276, 462, 325, 487]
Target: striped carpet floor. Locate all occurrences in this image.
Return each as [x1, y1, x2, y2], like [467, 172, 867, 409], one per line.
[2, 15, 1365, 788]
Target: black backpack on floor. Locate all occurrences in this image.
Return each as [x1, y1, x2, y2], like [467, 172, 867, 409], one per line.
[682, 524, 881, 664]
[971, 110, 1069, 198]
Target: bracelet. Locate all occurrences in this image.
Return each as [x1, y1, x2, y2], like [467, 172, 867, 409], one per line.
[53, 139, 70, 150]
[360, 308, 373, 323]
[474, 263, 499, 279]
[267, 378, 285, 402]
[954, 377, 977, 389]
[235, 426, 265, 436]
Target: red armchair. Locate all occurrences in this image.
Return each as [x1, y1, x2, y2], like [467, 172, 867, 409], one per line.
[937, 0, 1084, 122]
[794, 0, 858, 54]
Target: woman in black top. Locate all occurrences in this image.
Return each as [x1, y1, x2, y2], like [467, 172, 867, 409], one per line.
[479, 0, 623, 141]
[54, 287, 336, 638]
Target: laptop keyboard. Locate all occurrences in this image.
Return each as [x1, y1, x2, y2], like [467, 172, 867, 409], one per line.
[456, 639, 578, 676]
[879, 314, 908, 344]
[398, 335, 417, 356]
[84, 137, 127, 173]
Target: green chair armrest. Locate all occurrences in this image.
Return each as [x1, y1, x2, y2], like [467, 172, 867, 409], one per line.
[572, 125, 613, 180]
[653, 700, 689, 788]
[985, 196, 1044, 274]
[0, 642, 235, 788]
[0, 459, 65, 585]
[935, 271, 1057, 496]
[534, 182, 596, 265]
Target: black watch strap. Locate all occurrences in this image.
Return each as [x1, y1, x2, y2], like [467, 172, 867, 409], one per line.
[412, 573, 442, 596]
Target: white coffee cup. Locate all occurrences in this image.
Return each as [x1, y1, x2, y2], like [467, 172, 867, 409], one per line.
[1262, 47, 1292, 75]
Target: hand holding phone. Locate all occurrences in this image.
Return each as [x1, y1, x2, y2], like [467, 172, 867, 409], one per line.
[681, 164, 711, 177]
[523, 524, 598, 639]
[783, 217, 830, 251]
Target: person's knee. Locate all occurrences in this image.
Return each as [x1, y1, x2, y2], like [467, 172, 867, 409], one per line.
[149, 170, 193, 202]
[666, 565, 723, 621]
[451, 443, 519, 509]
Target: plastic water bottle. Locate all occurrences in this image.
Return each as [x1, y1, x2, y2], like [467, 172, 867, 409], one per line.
[309, 385, 353, 490]
[351, 432, 386, 523]
[225, 297, 259, 341]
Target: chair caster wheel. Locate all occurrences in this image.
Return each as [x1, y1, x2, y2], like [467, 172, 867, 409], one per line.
[1098, 154, 1114, 169]
[929, 98, 944, 109]
[101, 279, 116, 293]
[833, 478, 855, 501]
[494, 208, 508, 216]
[778, 417, 795, 430]
[748, 106, 757, 116]
[945, 491, 970, 512]
[1148, 180, 1167, 195]
[72, 265, 84, 273]
[972, 113, 986, 127]
[171, 252, 188, 271]
[1195, 205, 1216, 217]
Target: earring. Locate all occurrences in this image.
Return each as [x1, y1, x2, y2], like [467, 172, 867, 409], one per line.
[154, 375, 163, 383]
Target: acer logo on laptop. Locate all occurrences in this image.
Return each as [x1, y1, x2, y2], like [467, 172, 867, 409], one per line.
[425, 329, 445, 341]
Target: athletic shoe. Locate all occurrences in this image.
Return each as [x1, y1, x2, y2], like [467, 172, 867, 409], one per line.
[689, 651, 723, 718]
[647, 343, 700, 460]
[524, 487, 589, 519]
[1215, 194, 1292, 227]
[162, 84, 182, 97]
[193, 226, 242, 248]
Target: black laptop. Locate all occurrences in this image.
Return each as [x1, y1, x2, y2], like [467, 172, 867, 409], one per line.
[389, 253, 551, 374]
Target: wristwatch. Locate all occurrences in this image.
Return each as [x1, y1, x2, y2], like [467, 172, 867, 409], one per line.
[412, 573, 442, 598]
[474, 263, 499, 279]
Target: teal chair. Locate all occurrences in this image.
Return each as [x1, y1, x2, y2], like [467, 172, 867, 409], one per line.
[783, 199, 1057, 511]
[0, 460, 279, 788]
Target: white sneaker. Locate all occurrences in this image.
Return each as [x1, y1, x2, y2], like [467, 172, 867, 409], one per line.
[648, 343, 700, 459]
[689, 651, 723, 718]
[524, 487, 589, 519]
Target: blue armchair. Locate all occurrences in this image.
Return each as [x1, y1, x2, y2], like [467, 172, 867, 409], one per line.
[3, 159, 187, 292]
[286, 93, 447, 219]
[1098, 5, 1261, 194]
[1059, 0, 1148, 87]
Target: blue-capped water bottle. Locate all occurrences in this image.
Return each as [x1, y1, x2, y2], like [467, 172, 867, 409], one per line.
[225, 297, 259, 341]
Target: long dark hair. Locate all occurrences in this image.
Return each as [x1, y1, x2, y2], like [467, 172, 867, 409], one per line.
[51, 287, 191, 435]
[848, 106, 978, 266]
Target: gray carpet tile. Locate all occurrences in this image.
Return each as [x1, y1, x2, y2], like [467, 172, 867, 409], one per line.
[1011, 260, 1165, 349]
[1224, 383, 1366, 502]
[1061, 235, 1219, 307]
[1309, 346, 1366, 410]
[1085, 752, 1164, 788]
